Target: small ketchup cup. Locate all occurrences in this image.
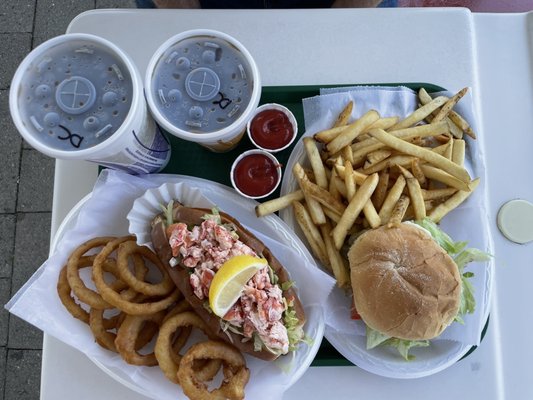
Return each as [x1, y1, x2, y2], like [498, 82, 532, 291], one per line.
[247, 103, 297, 153]
[230, 149, 282, 200]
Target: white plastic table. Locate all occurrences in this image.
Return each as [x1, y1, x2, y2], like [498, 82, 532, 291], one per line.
[42, 8, 533, 400]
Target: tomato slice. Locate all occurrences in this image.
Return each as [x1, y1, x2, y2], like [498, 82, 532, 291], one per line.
[350, 296, 361, 320]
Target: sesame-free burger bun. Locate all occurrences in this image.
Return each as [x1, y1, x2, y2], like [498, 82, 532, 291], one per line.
[348, 223, 461, 341]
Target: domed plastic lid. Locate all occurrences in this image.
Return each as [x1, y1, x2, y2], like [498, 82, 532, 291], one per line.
[148, 32, 256, 134]
[13, 36, 133, 151]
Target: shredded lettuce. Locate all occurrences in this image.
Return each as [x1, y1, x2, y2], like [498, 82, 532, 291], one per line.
[454, 248, 492, 270]
[201, 207, 222, 225]
[160, 200, 174, 227]
[253, 333, 263, 352]
[266, 270, 304, 352]
[366, 326, 429, 361]
[455, 273, 476, 324]
[252, 301, 306, 356]
[413, 218, 467, 255]
[366, 325, 391, 349]
[200, 208, 240, 240]
[385, 338, 430, 361]
[301, 334, 314, 347]
[414, 218, 491, 324]
[202, 301, 213, 314]
[252, 332, 286, 356]
[268, 265, 279, 286]
[284, 303, 305, 352]
[281, 280, 294, 291]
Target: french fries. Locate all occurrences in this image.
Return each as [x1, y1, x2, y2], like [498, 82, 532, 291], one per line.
[303, 137, 328, 188]
[433, 87, 468, 123]
[429, 178, 480, 223]
[299, 178, 346, 216]
[320, 221, 350, 287]
[452, 139, 466, 166]
[378, 174, 406, 223]
[333, 101, 354, 128]
[293, 163, 326, 225]
[326, 110, 380, 155]
[344, 160, 356, 200]
[388, 195, 410, 227]
[419, 87, 476, 139]
[332, 173, 379, 249]
[389, 96, 448, 131]
[292, 201, 329, 266]
[254, 87, 481, 288]
[351, 121, 449, 160]
[372, 168, 390, 210]
[368, 128, 471, 183]
[255, 190, 305, 217]
[398, 165, 425, 221]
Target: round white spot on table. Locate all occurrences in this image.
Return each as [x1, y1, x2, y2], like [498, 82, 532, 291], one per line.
[497, 199, 533, 244]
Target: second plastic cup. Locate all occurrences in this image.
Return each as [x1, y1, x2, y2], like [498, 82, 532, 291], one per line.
[145, 29, 262, 153]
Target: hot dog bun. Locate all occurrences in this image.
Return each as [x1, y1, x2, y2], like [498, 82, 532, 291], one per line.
[151, 201, 306, 361]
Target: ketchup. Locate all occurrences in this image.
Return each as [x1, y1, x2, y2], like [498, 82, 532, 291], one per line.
[250, 109, 294, 150]
[233, 153, 279, 197]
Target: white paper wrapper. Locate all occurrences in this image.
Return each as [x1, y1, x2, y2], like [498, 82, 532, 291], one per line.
[280, 85, 494, 378]
[6, 170, 335, 400]
[127, 182, 213, 250]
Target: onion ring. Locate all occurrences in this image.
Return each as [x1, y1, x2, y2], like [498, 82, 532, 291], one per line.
[58, 263, 90, 324]
[116, 240, 175, 296]
[90, 308, 160, 354]
[177, 340, 250, 400]
[93, 236, 181, 315]
[58, 255, 129, 322]
[66, 237, 120, 309]
[115, 310, 166, 366]
[117, 253, 149, 302]
[160, 300, 221, 382]
[163, 300, 193, 366]
[89, 308, 123, 352]
[155, 311, 219, 384]
[162, 299, 192, 323]
[191, 358, 223, 385]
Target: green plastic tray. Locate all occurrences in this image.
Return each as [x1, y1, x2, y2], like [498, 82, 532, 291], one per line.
[157, 82, 487, 367]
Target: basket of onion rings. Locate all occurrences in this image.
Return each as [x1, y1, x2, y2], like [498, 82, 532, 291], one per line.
[6, 170, 333, 400]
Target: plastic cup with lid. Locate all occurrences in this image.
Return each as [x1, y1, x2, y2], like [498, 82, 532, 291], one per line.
[9, 33, 171, 174]
[145, 29, 262, 153]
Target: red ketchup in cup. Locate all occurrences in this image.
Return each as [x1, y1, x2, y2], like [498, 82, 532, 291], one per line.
[247, 104, 297, 152]
[231, 150, 281, 199]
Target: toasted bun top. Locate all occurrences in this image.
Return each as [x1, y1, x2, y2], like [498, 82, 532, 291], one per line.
[348, 223, 461, 340]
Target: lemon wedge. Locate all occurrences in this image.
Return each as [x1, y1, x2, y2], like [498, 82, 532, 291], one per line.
[209, 255, 268, 318]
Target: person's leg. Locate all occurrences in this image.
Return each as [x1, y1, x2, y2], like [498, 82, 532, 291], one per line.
[136, 0, 156, 7]
[149, 0, 384, 8]
[332, 0, 383, 7]
[151, 0, 201, 8]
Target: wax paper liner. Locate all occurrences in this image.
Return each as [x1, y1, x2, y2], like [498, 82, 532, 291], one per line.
[6, 170, 335, 400]
[127, 182, 214, 250]
[280, 86, 494, 377]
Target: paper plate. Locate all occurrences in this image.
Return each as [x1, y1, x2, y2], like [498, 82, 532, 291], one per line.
[279, 87, 493, 379]
[47, 172, 327, 399]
